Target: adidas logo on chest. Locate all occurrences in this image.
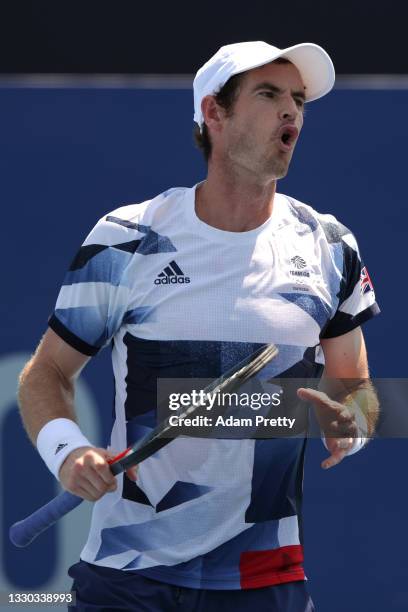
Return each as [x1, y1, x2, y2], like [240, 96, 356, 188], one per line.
[154, 260, 190, 285]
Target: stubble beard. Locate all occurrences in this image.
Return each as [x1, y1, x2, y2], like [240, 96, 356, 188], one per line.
[226, 132, 291, 182]
[265, 153, 290, 180]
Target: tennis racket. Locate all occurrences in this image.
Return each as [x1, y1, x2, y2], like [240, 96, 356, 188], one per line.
[10, 343, 278, 548]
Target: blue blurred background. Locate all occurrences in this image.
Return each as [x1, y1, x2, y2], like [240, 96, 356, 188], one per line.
[1, 83, 407, 610]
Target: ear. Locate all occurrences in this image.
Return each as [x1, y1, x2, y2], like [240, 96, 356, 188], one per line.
[201, 95, 225, 133]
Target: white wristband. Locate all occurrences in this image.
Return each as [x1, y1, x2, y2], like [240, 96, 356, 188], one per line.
[36, 418, 94, 480]
[322, 409, 369, 457]
[345, 409, 369, 456]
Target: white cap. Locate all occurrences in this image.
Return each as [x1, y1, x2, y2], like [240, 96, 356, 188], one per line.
[193, 40, 335, 127]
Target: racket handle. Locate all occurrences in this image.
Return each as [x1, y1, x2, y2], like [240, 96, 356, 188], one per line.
[9, 491, 83, 548]
[9, 448, 130, 548]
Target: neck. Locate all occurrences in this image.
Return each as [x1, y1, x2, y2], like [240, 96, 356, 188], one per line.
[195, 162, 277, 232]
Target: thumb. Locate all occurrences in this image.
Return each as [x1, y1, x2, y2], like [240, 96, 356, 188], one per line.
[106, 448, 138, 482]
[99, 448, 115, 460]
[297, 388, 329, 405]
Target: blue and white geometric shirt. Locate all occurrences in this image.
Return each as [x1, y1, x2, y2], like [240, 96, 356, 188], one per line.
[49, 184, 379, 589]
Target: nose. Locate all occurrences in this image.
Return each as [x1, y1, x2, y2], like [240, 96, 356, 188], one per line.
[278, 95, 298, 122]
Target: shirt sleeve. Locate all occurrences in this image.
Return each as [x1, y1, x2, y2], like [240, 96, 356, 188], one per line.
[320, 229, 380, 339]
[48, 214, 134, 355]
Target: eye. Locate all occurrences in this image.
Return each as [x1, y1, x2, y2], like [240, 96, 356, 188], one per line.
[260, 91, 276, 98]
[294, 97, 305, 109]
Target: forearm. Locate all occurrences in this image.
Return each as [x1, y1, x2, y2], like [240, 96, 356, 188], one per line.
[16, 330, 119, 497]
[18, 355, 97, 481]
[18, 356, 77, 444]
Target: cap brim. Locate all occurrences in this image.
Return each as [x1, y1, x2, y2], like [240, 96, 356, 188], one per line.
[279, 43, 335, 101]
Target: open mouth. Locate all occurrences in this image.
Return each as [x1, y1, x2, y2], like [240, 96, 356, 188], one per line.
[278, 125, 299, 149]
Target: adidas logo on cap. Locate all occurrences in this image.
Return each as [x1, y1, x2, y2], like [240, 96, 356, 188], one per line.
[154, 260, 190, 285]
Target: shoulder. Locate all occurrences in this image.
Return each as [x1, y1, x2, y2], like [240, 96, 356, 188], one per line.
[83, 186, 189, 246]
[280, 194, 358, 249]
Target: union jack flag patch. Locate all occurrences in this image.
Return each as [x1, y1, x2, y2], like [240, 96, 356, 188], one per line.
[360, 266, 374, 294]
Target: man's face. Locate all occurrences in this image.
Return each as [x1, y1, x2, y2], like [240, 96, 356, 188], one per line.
[217, 61, 306, 181]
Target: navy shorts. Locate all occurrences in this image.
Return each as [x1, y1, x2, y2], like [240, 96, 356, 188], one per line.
[68, 560, 315, 611]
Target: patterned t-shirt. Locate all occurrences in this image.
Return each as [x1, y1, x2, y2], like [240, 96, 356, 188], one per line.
[49, 184, 379, 589]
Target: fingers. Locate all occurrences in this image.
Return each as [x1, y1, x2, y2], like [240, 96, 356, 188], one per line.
[326, 418, 358, 439]
[325, 437, 354, 453]
[322, 437, 354, 469]
[105, 447, 139, 483]
[297, 388, 330, 406]
[74, 486, 97, 502]
[322, 450, 348, 470]
[106, 449, 139, 483]
[74, 482, 108, 502]
[298, 388, 345, 420]
[83, 458, 117, 494]
[126, 465, 138, 482]
[298, 388, 349, 418]
[298, 387, 361, 470]
[59, 447, 118, 501]
[298, 387, 359, 437]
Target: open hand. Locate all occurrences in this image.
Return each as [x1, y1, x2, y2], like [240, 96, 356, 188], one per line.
[297, 388, 359, 469]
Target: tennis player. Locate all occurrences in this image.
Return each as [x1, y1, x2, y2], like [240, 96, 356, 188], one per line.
[18, 41, 379, 611]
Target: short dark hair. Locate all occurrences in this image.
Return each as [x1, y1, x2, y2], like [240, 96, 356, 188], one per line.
[193, 57, 292, 162]
[193, 72, 245, 162]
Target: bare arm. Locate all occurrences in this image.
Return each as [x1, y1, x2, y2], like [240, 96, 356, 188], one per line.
[298, 326, 379, 468]
[18, 328, 90, 442]
[320, 326, 379, 437]
[18, 328, 123, 500]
